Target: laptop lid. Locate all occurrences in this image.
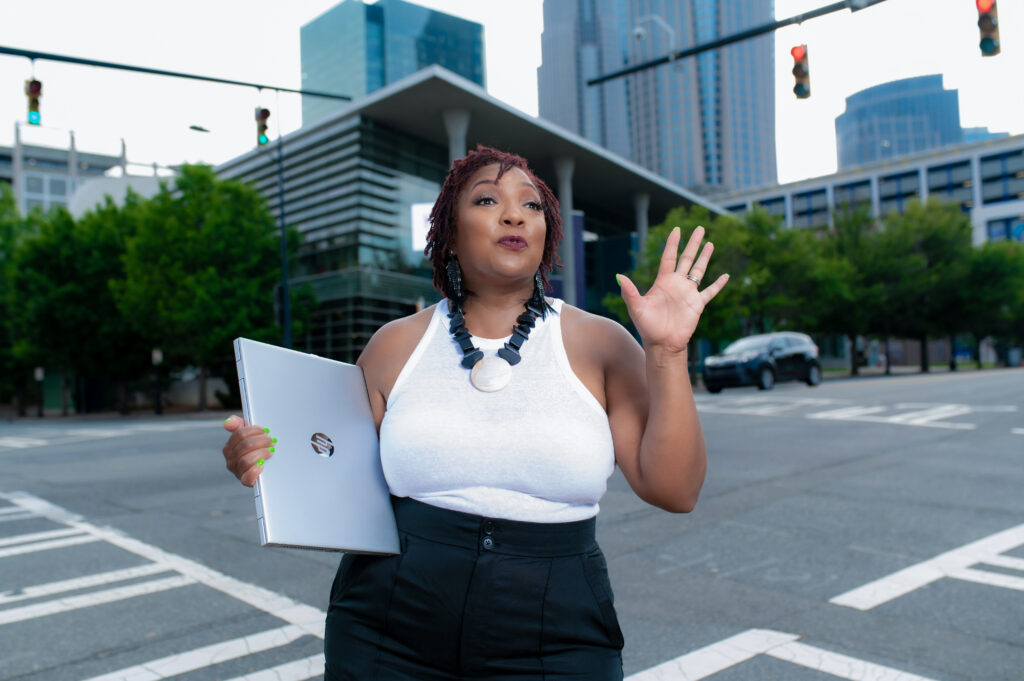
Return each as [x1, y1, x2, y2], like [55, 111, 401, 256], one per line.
[234, 337, 399, 554]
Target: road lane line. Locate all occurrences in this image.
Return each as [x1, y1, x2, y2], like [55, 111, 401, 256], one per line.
[0, 491, 326, 637]
[624, 629, 799, 680]
[625, 629, 940, 681]
[0, 511, 35, 523]
[218, 654, 324, 681]
[0, 506, 29, 515]
[0, 575, 194, 626]
[79, 624, 309, 681]
[0, 534, 100, 558]
[831, 522, 1024, 610]
[0, 527, 85, 547]
[807, 405, 888, 420]
[0, 563, 169, 606]
[945, 567, 1024, 592]
[1012, 428, 1024, 435]
[766, 640, 939, 680]
[980, 554, 1024, 571]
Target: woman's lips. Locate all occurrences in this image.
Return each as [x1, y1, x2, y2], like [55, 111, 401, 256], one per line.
[497, 236, 527, 250]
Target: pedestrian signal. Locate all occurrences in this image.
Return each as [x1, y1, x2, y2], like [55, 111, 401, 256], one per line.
[977, 0, 1000, 56]
[25, 79, 42, 125]
[791, 45, 810, 99]
[255, 107, 271, 146]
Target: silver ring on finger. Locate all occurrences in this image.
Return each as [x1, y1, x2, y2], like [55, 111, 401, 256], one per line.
[685, 274, 701, 285]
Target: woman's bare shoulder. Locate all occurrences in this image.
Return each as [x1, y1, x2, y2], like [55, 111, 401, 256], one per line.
[358, 304, 437, 393]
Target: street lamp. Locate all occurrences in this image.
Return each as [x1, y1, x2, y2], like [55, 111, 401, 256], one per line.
[152, 348, 163, 415]
[633, 14, 678, 64]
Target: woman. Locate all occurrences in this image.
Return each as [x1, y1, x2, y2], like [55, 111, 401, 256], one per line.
[222, 145, 728, 680]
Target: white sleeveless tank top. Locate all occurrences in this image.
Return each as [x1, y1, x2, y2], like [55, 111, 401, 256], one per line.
[379, 298, 615, 523]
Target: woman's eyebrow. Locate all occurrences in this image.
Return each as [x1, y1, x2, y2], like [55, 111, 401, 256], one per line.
[470, 179, 539, 192]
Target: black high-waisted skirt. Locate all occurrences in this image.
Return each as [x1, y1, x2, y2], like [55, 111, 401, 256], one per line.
[324, 496, 624, 680]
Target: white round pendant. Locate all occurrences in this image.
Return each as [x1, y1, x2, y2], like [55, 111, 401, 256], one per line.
[470, 356, 512, 392]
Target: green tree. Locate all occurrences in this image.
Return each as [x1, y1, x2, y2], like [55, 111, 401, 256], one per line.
[882, 199, 972, 371]
[0, 185, 29, 407]
[963, 240, 1024, 366]
[115, 164, 292, 410]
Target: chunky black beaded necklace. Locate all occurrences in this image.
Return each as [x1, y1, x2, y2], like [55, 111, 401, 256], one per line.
[447, 299, 548, 392]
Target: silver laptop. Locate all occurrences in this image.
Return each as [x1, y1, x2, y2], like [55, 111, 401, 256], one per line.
[233, 337, 399, 554]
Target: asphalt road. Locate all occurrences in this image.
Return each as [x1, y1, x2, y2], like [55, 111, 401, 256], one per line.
[0, 368, 1021, 680]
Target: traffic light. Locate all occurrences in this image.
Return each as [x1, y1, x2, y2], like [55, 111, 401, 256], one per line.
[25, 79, 42, 125]
[255, 107, 270, 146]
[977, 0, 1000, 56]
[791, 45, 810, 99]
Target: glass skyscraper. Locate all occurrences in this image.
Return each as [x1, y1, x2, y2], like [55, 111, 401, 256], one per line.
[301, 0, 485, 125]
[538, 0, 777, 192]
[834, 75, 965, 171]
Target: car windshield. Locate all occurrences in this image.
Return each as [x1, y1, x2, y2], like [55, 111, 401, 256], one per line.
[722, 337, 771, 355]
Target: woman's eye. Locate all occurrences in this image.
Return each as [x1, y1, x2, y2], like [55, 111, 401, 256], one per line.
[473, 196, 496, 205]
[526, 201, 543, 211]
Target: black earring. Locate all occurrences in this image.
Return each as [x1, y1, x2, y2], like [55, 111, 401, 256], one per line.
[446, 257, 465, 309]
[531, 268, 549, 318]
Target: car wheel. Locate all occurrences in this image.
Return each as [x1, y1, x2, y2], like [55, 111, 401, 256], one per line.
[806, 362, 822, 387]
[757, 366, 775, 391]
[705, 384, 723, 394]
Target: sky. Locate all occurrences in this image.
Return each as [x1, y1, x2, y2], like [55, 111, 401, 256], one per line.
[1, 0, 1021, 186]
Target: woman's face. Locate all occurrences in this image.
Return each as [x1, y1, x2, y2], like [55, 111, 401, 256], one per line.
[453, 163, 547, 290]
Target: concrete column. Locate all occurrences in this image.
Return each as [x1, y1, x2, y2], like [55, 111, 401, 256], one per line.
[633, 192, 650, 267]
[554, 156, 576, 307]
[120, 138, 128, 175]
[970, 154, 985, 245]
[442, 109, 470, 164]
[918, 165, 928, 202]
[825, 184, 835, 229]
[870, 175, 881, 219]
[12, 122, 23, 213]
[68, 131, 78, 190]
[784, 192, 794, 227]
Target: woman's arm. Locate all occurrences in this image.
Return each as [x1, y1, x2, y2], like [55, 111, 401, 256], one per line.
[603, 226, 728, 512]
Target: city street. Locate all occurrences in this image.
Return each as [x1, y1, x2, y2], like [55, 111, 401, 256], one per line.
[0, 368, 1022, 680]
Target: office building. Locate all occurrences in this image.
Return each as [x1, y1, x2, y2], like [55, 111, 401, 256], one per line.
[836, 75, 969, 171]
[300, 0, 485, 125]
[538, 0, 777, 192]
[1, 132, 122, 215]
[715, 133, 1024, 244]
[218, 67, 726, 363]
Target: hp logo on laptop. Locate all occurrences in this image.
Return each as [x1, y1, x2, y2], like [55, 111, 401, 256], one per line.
[310, 432, 335, 458]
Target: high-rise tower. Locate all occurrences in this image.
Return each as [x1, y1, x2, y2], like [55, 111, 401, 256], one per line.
[538, 0, 776, 192]
[301, 0, 485, 125]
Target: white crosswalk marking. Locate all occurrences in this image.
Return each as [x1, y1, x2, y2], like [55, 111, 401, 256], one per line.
[0, 575, 195, 626]
[0, 563, 170, 606]
[218, 654, 325, 681]
[624, 629, 940, 681]
[0, 534, 100, 558]
[0, 526, 84, 547]
[79, 625, 310, 681]
[831, 522, 1024, 610]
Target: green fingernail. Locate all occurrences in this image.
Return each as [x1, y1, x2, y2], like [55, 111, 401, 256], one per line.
[615, 274, 622, 286]
[264, 427, 270, 433]
[223, 417, 230, 424]
[269, 447, 275, 453]
[272, 437, 278, 443]
[257, 458, 265, 466]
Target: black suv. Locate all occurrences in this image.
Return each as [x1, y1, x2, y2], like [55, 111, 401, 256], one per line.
[702, 332, 822, 393]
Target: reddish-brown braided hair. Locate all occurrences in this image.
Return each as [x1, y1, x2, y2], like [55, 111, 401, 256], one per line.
[426, 145, 562, 298]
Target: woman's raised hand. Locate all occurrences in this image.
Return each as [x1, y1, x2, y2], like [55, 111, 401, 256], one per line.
[617, 226, 729, 354]
[222, 416, 275, 487]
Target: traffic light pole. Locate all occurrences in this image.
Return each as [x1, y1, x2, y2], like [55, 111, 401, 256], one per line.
[587, 0, 888, 86]
[275, 133, 292, 350]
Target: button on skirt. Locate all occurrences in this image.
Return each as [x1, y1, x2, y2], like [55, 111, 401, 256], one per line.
[324, 497, 624, 680]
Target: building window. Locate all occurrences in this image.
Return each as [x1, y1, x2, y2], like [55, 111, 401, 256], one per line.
[986, 217, 1024, 242]
[756, 196, 785, 219]
[878, 170, 920, 215]
[792, 188, 828, 228]
[927, 160, 973, 212]
[980, 148, 1024, 204]
[834, 179, 871, 210]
